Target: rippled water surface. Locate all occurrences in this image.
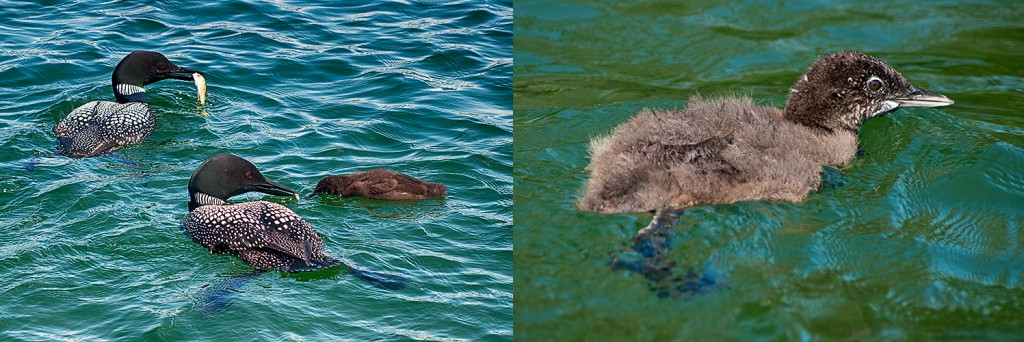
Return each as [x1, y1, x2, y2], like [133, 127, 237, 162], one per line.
[515, 0, 1024, 340]
[0, 0, 510, 340]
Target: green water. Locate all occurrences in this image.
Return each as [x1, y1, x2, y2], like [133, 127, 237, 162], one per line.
[0, 1, 510, 340]
[514, 0, 1024, 340]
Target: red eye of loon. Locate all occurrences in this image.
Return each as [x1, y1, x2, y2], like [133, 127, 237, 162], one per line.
[156, 62, 166, 70]
[245, 171, 253, 180]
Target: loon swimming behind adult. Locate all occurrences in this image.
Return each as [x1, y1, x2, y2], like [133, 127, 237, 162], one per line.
[578, 51, 954, 213]
[308, 169, 447, 200]
[183, 154, 340, 272]
[53, 50, 205, 158]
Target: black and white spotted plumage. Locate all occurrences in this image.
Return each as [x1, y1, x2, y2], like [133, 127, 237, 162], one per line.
[182, 153, 340, 273]
[53, 50, 201, 158]
[53, 101, 154, 157]
[183, 200, 337, 272]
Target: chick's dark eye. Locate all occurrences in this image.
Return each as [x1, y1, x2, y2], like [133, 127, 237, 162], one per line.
[867, 77, 884, 93]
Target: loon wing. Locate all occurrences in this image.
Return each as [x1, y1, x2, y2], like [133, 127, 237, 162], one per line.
[88, 140, 120, 156]
[54, 101, 154, 158]
[260, 230, 314, 263]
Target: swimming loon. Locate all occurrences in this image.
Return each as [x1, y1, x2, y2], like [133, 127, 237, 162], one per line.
[578, 51, 953, 213]
[308, 169, 447, 200]
[53, 50, 204, 158]
[183, 153, 341, 272]
[581, 52, 953, 298]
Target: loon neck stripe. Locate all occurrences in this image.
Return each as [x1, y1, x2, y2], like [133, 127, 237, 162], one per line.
[115, 84, 146, 97]
[193, 192, 226, 207]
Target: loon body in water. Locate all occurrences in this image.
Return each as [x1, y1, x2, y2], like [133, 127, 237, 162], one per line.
[184, 155, 408, 313]
[579, 52, 954, 213]
[183, 154, 339, 272]
[578, 52, 954, 298]
[309, 169, 447, 200]
[53, 50, 205, 158]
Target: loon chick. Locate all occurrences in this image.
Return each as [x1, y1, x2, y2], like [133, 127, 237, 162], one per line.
[183, 154, 341, 272]
[579, 51, 953, 213]
[309, 169, 447, 200]
[53, 50, 203, 158]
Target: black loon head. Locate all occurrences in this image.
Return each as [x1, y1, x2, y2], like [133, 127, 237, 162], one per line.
[187, 154, 299, 211]
[784, 51, 953, 133]
[112, 50, 202, 104]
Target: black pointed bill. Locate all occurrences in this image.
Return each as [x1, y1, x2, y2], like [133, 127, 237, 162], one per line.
[160, 66, 203, 81]
[253, 179, 300, 201]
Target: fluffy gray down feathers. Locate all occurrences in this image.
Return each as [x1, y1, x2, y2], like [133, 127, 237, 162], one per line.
[578, 97, 859, 213]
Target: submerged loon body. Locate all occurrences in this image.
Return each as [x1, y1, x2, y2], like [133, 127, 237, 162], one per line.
[53, 50, 203, 158]
[309, 169, 447, 200]
[183, 154, 340, 272]
[579, 52, 954, 213]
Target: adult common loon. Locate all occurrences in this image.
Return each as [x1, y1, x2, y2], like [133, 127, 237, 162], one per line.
[182, 153, 339, 272]
[53, 50, 205, 158]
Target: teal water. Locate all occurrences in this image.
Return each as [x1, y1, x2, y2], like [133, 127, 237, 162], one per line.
[0, 1, 511, 340]
[515, 0, 1024, 340]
